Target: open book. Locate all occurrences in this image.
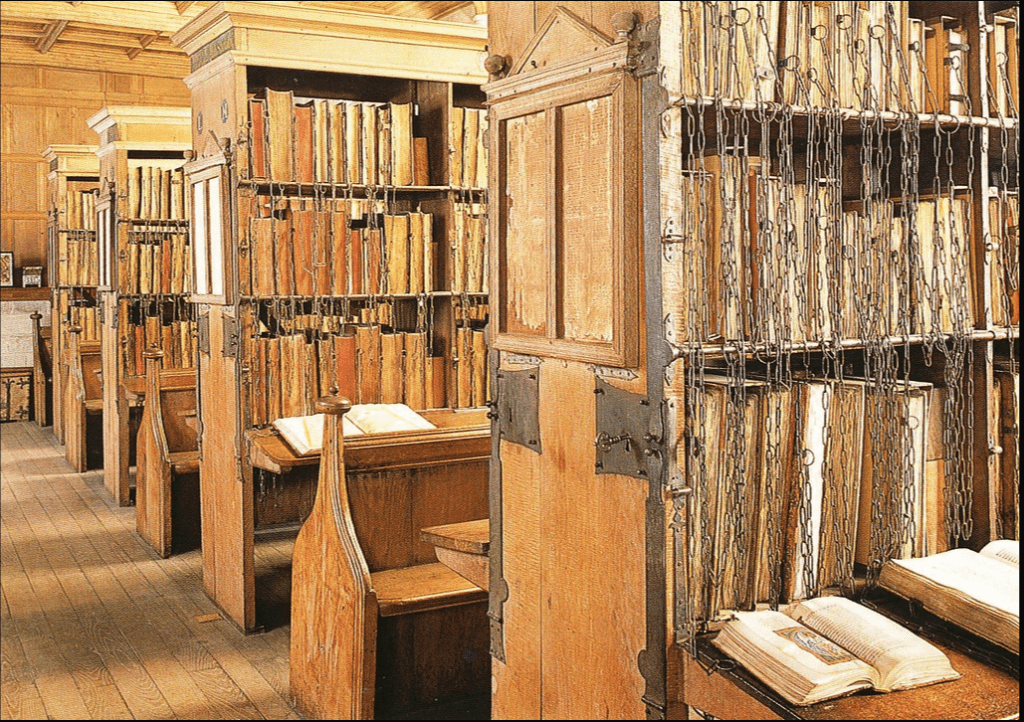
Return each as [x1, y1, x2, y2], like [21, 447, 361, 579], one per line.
[273, 404, 436, 456]
[879, 540, 1019, 653]
[712, 596, 960, 706]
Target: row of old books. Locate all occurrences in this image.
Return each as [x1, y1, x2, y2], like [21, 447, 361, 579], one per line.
[449, 107, 488, 189]
[248, 199, 435, 297]
[64, 189, 97, 230]
[127, 318, 196, 376]
[126, 165, 187, 220]
[123, 231, 193, 296]
[250, 93, 418, 186]
[687, 374, 953, 620]
[678, 2, 1015, 116]
[70, 305, 100, 342]
[677, 154, 980, 343]
[249, 91, 489, 188]
[247, 326, 488, 426]
[451, 201, 488, 294]
[58, 234, 98, 287]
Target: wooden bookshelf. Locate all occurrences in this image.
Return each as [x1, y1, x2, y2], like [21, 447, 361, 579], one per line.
[86, 106, 193, 507]
[483, 2, 1018, 720]
[42, 144, 99, 451]
[171, 1, 489, 640]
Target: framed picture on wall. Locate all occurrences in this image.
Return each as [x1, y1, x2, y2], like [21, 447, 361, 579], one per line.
[0, 252, 13, 287]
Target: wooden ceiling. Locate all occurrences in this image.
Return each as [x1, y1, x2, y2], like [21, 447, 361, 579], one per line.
[0, 1, 483, 77]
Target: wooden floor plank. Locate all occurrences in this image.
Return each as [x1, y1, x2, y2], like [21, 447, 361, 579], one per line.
[0, 422, 295, 721]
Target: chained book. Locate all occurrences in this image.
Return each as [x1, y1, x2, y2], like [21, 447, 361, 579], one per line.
[712, 596, 960, 706]
[273, 404, 436, 456]
[879, 540, 1019, 653]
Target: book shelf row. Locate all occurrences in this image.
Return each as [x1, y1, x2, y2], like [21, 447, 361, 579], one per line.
[249, 91, 488, 188]
[65, 303, 99, 342]
[246, 325, 488, 428]
[57, 233, 98, 288]
[244, 197, 486, 298]
[121, 230, 193, 296]
[677, 2, 1019, 116]
[125, 164, 188, 220]
[670, 153, 1018, 344]
[63, 188, 97, 231]
[683, 370, 1019, 623]
[123, 317, 197, 376]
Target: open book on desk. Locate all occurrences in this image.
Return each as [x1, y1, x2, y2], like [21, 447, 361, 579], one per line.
[879, 540, 1019, 654]
[272, 404, 436, 457]
[712, 596, 960, 706]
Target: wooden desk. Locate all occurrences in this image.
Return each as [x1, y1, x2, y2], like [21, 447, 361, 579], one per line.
[421, 519, 490, 591]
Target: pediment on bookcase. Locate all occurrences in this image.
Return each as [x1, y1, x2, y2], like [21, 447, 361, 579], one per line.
[509, 6, 615, 77]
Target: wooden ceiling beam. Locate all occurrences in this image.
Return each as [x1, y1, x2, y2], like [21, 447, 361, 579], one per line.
[127, 32, 161, 60]
[174, 1, 196, 14]
[35, 19, 69, 53]
[67, 1, 82, 6]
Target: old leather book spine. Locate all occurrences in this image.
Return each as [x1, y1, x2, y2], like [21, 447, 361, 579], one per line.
[449, 106, 464, 187]
[456, 327, 472, 408]
[361, 103, 378, 186]
[345, 102, 362, 185]
[275, 208, 296, 297]
[268, 336, 283, 422]
[356, 325, 381, 404]
[314, 207, 331, 297]
[331, 102, 345, 185]
[471, 329, 486, 407]
[377, 104, 392, 186]
[295, 102, 315, 185]
[413, 137, 430, 186]
[290, 200, 315, 296]
[249, 98, 268, 180]
[385, 214, 410, 295]
[281, 334, 307, 418]
[391, 102, 414, 187]
[331, 203, 348, 296]
[334, 333, 358, 404]
[403, 332, 426, 410]
[349, 228, 363, 295]
[408, 212, 425, 295]
[314, 99, 330, 184]
[367, 228, 382, 296]
[266, 89, 295, 182]
[380, 332, 404, 404]
[462, 108, 479, 188]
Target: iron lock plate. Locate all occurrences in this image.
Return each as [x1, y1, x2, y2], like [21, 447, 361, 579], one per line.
[594, 377, 663, 479]
[496, 366, 541, 453]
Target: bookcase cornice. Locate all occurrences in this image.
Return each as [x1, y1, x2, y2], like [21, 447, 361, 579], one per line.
[173, 0, 488, 85]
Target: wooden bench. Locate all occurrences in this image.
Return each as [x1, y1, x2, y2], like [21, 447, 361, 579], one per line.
[290, 396, 490, 720]
[135, 349, 199, 558]
[30, 312, 53, 427]
[63, 325, 103, 472]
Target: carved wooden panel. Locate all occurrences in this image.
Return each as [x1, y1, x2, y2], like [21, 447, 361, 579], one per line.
[492, 63, 639, 367]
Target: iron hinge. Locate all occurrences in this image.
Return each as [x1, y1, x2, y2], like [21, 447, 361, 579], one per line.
[197, 315, 211, 355]
[222, 315, 239, 358]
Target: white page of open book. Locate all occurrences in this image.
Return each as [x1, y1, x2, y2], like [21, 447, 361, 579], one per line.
[979, 539, 1020, 568]
[788, 596, 958, 691]
[891, 549, 1020, 618]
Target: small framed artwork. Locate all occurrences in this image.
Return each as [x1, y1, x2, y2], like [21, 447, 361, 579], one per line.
[0, 252, 13, 287]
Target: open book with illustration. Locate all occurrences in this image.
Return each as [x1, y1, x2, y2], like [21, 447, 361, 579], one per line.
[272, 404, 436, 456]
[879, 539, 1019, 653]
[711, 596, 960, 706]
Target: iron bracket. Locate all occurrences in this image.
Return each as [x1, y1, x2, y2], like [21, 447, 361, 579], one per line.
[222, 315, 239, 358]
[197, 315, 211, 356]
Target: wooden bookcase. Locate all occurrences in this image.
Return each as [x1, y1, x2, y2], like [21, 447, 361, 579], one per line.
[43, 144, 100, 450]
[86, 106, 193, 507]
[484, 2, 1018, 720]
[172, 1, 489, 633]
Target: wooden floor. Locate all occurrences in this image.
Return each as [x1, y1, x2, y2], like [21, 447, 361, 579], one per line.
[0, 421, 297, 720]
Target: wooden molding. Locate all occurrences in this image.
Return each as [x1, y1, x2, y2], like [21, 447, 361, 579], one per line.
[173, 0, 487, 84]
[1, 287, 51, 302]
[35, 19, 69, 54]
[127, 33, 162, 60]
[174, 1, 196, 13]
[1, 38, 191, 79]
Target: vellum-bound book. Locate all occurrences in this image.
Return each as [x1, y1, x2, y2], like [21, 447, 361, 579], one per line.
[273, 404, 436, 456]
[879, 540, 1019, 653]
[712, 597, 960, 706]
